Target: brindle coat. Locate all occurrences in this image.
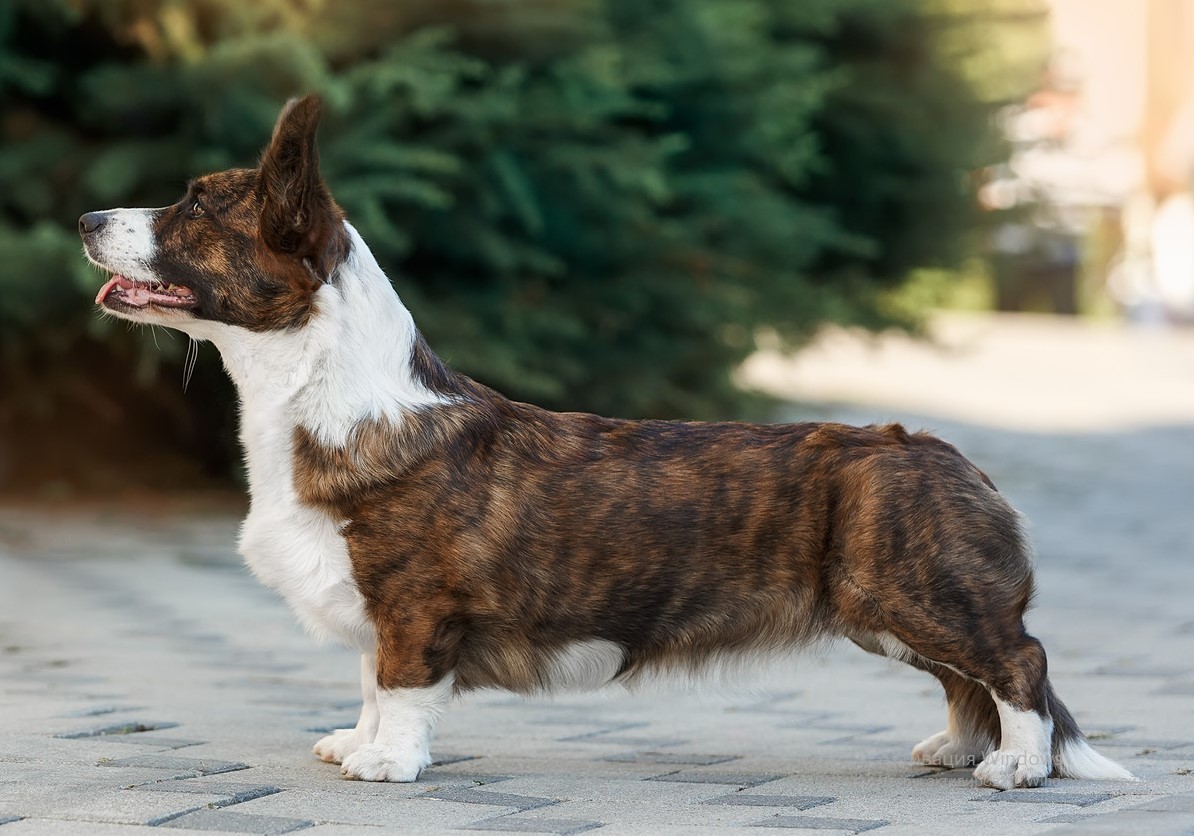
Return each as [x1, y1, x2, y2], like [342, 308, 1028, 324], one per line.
[295, 341, 1078, 760]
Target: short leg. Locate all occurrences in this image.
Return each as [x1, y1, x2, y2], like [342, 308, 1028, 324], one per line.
[339, 674, 454, 782]
[314, 654, 379, 764]
[849, 633, 997, 769]
[846, 597, 1054, 789]
[908, 634, 1052, 790]
[973, 685, 1053, 789]
[339, 617, 458, 783]
[912, 669, 999, 768]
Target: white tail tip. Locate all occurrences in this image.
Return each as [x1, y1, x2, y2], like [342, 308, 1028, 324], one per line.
[1055, 738, 1137, 781]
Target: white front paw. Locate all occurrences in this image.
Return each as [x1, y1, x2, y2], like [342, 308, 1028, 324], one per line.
[974, 747, 1049, 789]
[340, 742, 430, 782]
[314, 728, 365, 764]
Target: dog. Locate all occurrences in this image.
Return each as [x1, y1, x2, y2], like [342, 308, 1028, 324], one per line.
[79, 94, 1132, 789]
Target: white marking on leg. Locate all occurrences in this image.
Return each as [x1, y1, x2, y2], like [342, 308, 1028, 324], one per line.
[340, 673, 454, 782]
[974, 695, 1052, 790]
[314, 654, 380, 764]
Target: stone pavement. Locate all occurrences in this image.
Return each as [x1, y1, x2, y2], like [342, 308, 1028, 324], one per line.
[2, 314, 1193, 834]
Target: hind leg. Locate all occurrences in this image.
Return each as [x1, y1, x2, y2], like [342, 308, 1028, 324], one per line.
[970, 639, 1054, 789]
[899, 631, 1053, 789]
[833, 471, 1060, 788]
[911, 669, 998, 768]
[844, 605, 1054, 787]
[850, 634, 997, 769]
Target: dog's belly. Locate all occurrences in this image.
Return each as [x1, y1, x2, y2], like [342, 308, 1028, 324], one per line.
[239, 502, 375, 651]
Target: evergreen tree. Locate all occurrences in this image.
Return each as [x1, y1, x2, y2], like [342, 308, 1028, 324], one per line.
[0, 0, 1046, 492]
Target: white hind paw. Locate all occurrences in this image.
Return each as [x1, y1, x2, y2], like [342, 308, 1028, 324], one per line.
[314, 728, 366, 764]
[913, 730, 952, 763]
[974, 747, 1049, 789]
[913, 730, 985, 768]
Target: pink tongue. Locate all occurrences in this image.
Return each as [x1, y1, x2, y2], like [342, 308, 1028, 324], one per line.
[95, 275, 122, 305]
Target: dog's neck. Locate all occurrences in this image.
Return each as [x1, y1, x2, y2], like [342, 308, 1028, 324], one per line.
[187, 223, 447, 497]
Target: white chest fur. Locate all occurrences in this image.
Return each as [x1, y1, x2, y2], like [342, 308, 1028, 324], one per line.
[176, 224, 446, 652]
[237, 399, 375, 650]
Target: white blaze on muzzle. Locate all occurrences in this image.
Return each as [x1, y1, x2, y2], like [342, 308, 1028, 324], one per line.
[80, 207, 161, 282]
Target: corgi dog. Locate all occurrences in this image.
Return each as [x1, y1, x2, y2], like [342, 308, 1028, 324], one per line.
[79, 95, 1132, 789]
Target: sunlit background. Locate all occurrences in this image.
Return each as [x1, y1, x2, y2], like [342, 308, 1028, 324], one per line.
[0, 0, 1191, 497]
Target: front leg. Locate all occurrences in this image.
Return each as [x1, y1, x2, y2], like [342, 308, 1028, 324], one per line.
[314, 654, 380, 764]
[340, 620, 456, 782]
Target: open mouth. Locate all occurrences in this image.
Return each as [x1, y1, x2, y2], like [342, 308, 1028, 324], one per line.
[95, 274, 197, 310]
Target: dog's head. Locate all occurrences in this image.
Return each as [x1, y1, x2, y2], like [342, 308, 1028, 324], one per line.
[81, 95, 347, 333]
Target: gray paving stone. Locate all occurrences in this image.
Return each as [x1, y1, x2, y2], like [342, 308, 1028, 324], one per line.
[223, 784, 483, 828]
[751, 815, 889, 832]
[1093, 664, 1191, 678]
[422, 787, 558, 811]
[131, 780, 281, 805]
[979, 790, 1118, 806]
[55, 705, 142, 718]
[1049, 810, 1194, 834]
[646, 771, 785, 788]
[1095, 738, 1194, 750]
[158, 809, 313, 833]
[703, 794, 836, 809]
[816, 728, 894, 745]
[145, 806, 209, 826]
[418, 773, 516, 789]
[1131, 792, 1194, 813]
[55, 720, 179, 739]
[93, 735, 204, 749]
[732, 692, 812, 715]
[298, 828, 426, 835]
[555, 723, 646, 742]
[581, 734, 685, 748]
[1039, 812, 1098, 824]
[0, 822, 219, 835]
[97, 754, 250, 777]
[429, 753, 480, 766]
[0, 778, 224, 825]
[603, 751, 739, 766]
[463, 817, 603, 834]
[1154, 682, 1194, 696]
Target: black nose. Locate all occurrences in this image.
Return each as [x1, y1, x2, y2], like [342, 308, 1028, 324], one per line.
[78, 212, 105, 236]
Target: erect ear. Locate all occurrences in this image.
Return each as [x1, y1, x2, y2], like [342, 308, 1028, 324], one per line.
[259, 94, 346, 280]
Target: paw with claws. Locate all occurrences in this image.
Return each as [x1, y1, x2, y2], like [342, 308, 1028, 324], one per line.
[974, 747, 1049, 789]
[340, 742, 430, 783]
[313, 729, 368, 765]
[912, 729, 987, 769]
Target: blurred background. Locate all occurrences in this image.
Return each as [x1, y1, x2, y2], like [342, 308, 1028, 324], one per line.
[0, 0, 1192, 497]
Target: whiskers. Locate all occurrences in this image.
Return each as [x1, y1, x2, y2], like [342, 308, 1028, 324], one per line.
[183, 337, 199, 391]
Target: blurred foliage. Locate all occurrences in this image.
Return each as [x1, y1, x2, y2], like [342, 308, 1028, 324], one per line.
[0, 0, 1047, 491]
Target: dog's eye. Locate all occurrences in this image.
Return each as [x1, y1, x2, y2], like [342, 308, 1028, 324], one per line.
[189, 200, 204, 218]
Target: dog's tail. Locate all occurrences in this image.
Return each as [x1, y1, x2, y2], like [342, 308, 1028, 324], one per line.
[1048, 681, 1135, 780]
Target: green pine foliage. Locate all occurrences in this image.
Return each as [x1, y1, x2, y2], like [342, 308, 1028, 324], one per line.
[0, 0, 1045, 491]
